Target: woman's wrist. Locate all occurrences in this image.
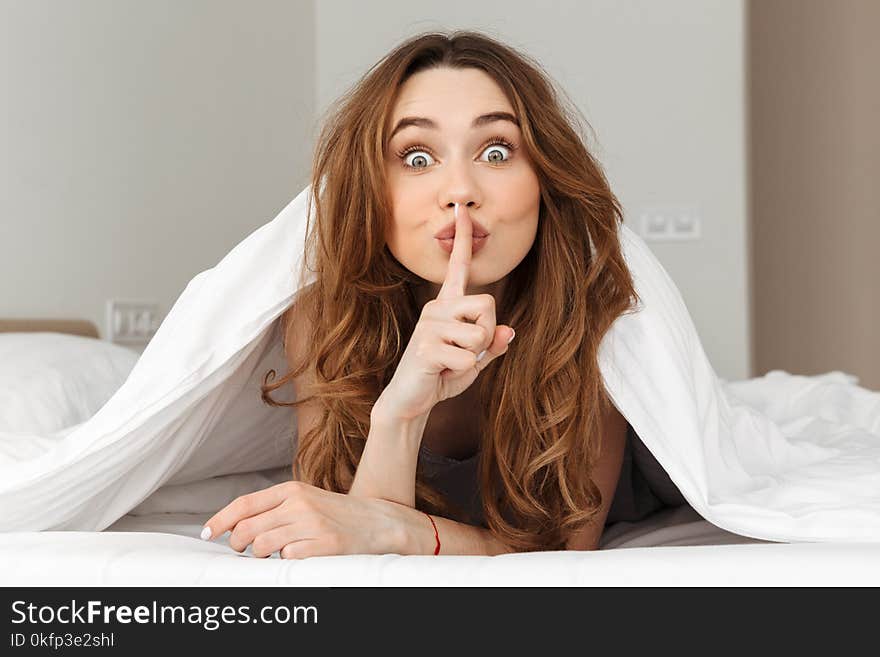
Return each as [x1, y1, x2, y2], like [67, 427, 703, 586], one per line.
[349, 400, 429, 505]
[366, 397, 431, 456]
[371, 385, 434, 424]
[395, 503, 439, 555]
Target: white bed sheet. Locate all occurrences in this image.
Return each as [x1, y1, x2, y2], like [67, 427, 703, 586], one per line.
[1, 508, 877, 586]
[1, 467, 877, 586]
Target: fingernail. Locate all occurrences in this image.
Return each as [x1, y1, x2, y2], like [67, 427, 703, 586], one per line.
[506, 329, 515, 344]
[476, 349, 487, 362]
[200, 526, 212, 541]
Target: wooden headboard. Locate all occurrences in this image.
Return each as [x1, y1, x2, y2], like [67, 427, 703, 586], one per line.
[0, 319, 100, 339]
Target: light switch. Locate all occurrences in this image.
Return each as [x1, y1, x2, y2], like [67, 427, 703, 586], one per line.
[106, 299, 162, 345]
[639, 206, 702, 241]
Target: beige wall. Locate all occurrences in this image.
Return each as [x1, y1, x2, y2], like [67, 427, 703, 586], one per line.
[0, 0, 315, 349]
[749, 0, 880, 390]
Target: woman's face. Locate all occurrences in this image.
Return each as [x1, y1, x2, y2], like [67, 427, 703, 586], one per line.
[383, 66, 541, 306]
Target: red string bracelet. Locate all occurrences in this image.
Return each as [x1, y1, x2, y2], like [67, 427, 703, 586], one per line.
[423, 512, 440, 555]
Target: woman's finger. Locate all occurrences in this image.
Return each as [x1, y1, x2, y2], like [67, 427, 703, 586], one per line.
[280, 538, 339, 560]
[431, 342, 483, 373]
[250, 522, 304, 559]
[202, 481, 293, 540]
[476, 325, 515, 363]
[227, 505, 290, 554]
[434, 319, 487, 352]
[436, 202, 473, 300]
[421, 294, 498, 357]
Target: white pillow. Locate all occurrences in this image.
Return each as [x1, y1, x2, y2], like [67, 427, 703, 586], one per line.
[0, 332, 141, 434]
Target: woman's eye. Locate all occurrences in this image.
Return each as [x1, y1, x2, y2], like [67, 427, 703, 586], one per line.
[479, 143, 512, 164]
[402, 150, 435, 169]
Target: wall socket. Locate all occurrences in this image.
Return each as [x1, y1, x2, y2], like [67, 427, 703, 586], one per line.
[106, 299, 161, 345]
[639, 206, 702, 241]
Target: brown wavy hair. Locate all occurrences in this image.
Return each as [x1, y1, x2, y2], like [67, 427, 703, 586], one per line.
[261, 29, 639, 552]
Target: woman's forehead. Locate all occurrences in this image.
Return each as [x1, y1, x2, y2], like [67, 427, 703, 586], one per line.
[389, 68, 513, 124]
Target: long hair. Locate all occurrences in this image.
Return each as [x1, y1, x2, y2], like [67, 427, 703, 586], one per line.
[261, 30, 639, 552]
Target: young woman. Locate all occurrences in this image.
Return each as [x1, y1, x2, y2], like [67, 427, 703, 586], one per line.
[202, 30, 688, 558]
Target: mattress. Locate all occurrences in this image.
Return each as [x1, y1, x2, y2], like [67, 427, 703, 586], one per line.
[1, 467, 877, 586]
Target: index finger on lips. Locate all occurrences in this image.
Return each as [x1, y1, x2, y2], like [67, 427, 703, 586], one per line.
[436, 202, 473, 301]
[201, 483, 289, 541]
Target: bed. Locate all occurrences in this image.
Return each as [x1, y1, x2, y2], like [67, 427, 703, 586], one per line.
[2, 318, 878, 587]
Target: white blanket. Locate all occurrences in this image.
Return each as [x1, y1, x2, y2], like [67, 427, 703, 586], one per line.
[1, 184, 879, 545]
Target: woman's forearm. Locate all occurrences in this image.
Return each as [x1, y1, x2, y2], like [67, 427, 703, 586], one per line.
[349, 405, 517, 556]
[348, 404, 429, 507]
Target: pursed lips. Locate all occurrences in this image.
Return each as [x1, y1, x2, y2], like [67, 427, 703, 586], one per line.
[433, 220, 490, 239]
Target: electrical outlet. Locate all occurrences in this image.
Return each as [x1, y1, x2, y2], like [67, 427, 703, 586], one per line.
[106, 299, 161, 345]
[639, 206, 702, 241]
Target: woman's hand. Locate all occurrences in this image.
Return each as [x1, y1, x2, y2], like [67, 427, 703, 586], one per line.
[376, 203, 515, 421]
[201, 481, 411, 559]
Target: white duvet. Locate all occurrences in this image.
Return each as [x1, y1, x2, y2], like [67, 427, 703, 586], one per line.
[1, 184, 879, 554]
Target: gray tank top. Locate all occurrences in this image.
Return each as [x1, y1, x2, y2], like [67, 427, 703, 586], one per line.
[417, 422, 688, 529]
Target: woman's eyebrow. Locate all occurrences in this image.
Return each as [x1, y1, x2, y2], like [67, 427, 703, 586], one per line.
[388, 111, 519, 141]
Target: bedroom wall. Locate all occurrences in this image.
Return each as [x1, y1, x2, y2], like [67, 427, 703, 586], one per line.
[749, 0, 880, 391]
[0, 0, 315, 353]
[316, 0, 750, 381]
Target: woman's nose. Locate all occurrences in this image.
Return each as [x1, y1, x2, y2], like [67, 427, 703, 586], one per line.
[442, 161, 481, 205]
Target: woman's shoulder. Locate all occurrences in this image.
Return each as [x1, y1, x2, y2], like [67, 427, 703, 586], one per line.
[281, 287, 318, 374]
[282, 283, 318, 329]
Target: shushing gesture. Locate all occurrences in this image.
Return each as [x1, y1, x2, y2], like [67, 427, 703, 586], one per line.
[376, 203, 516, 421]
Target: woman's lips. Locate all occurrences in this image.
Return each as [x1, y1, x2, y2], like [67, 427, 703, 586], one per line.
[435, 235, 488, 255]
